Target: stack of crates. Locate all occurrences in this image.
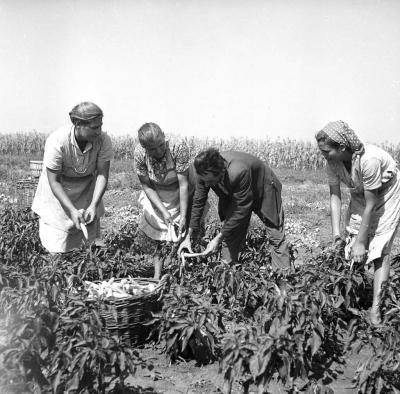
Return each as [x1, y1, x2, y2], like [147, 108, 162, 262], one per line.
[7, 161, 43, 209]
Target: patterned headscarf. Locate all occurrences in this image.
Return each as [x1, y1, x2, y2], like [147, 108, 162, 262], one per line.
[319, 120, 364, 154]
[318, 120, 365, 190]
[69, 102, 103, 124]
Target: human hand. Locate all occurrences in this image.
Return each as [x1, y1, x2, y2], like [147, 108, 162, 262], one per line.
[203, 235, 222, 256]
[177, 235, 193, 255]
[70, 208, 85, 230]
[167, 223, 180, 243]
[84, 204, 97, 224]
[333, 235, 345, 250]
[161, 210, 173, 226]
[351, 241, 367, 264]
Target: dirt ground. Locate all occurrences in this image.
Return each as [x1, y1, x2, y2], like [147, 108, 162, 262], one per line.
[119, 343, 368, 394]
[2, 171, 397, 394]
[99, 179, 393, 394]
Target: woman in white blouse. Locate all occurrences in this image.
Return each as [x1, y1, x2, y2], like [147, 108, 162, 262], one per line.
[316, 120, 400, 325]
[32, 102, 113, 253]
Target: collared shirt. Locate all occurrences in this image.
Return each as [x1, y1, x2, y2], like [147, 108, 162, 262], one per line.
[32, 124, 113, 232]
[326, 143, 398, 193]
[44, 125, 113, 177]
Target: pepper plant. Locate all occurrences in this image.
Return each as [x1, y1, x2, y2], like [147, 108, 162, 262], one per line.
[149, 284, 225, 365]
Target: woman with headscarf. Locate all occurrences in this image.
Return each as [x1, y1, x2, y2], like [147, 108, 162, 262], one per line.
[134, 122, 201, 279]
[316, 120, 400, 325]
[32, 102, 113, 253]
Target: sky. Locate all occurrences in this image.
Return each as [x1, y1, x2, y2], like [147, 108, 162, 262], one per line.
[1, 0, 400, 143]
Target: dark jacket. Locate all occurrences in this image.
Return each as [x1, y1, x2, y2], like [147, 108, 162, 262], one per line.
[189, 151, 282, 241]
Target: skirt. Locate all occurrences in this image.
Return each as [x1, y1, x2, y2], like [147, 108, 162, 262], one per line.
[39, 218, 100, 253]
[346, 172, 400, 264]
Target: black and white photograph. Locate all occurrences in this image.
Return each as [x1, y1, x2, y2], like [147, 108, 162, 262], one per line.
[1, 1, 400, 393]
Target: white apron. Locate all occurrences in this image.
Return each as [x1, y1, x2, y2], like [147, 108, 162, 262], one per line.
[346, 170, 400, 264]
[139, 147, 182, 242]
[32, 171, 104, 253]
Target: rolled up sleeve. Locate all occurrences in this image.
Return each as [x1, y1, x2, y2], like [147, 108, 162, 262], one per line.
[43, 134, 63, 172]
[173, 140, 190, 173]
[98, 133, 113, 163]
[362, 158, 382, 190]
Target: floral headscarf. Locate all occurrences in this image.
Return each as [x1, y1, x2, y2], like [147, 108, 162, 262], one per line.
[319, 120, 364, 155]
[319, 120, 365, 190]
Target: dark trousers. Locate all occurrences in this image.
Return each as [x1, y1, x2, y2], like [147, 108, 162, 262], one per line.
[220, 209, 291, 270]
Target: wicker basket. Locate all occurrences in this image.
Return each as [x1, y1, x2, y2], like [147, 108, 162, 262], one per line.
[13, 179, 39, 209]
[96, 277, 164, 346]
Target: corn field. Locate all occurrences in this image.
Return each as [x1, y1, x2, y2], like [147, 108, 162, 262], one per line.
[0, 132, 47, 156]
[1, 131, 399, 170]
